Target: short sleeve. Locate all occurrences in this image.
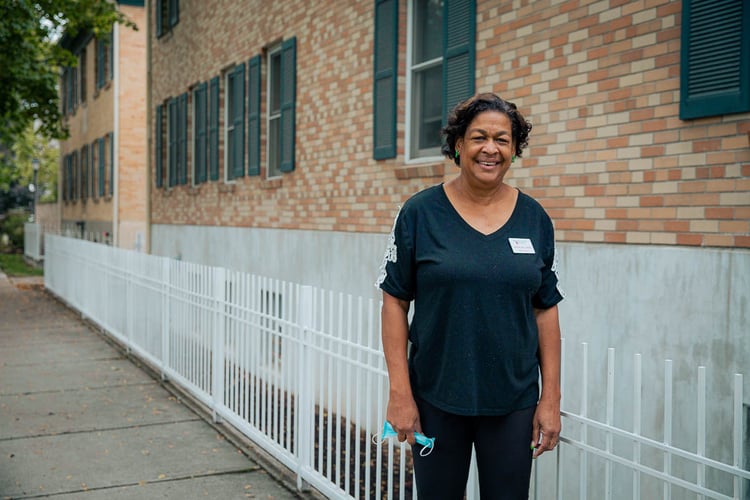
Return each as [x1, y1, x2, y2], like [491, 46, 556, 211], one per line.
[375, 207, 415, 301]
[532, 217, 564, 309]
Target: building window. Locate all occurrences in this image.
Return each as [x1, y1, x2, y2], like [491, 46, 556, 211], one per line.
[62, 64, 78, 116]
[372, 0, 475, 161]
[166, 95, 188, 187]
[409, 0, 443, 158]
[225, 63, 245, 181]
[266, 38, 297, 177]
[95, 34, 112, 90]
[80, 144, 88, 201]
[72, 150, 79, 201]
[156, 0, 179, 38]
[107, 132, 114, 196]
[178, 93, 188, 185]
[98, 137, 105, 197]
[90, 140, 98, 199]
[167, 98, 177, 187]
[155, 104, 164, 188]
[193, 82, 208, 184]
[679, 0, 749, 119]
[79, 49, 87, 103]
[208, 76, 220, 181]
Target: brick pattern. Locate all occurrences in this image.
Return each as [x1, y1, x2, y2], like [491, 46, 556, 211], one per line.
[151, 0, 750, 248]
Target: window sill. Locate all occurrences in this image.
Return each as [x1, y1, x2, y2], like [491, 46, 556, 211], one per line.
[260, 178, 283, 189]
[394, 163, 445, 180]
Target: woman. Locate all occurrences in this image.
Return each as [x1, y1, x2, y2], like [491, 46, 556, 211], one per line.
[376, 93, 563, 499]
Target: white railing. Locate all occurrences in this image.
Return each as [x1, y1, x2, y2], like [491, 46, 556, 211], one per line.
[43, 235, 748, 500]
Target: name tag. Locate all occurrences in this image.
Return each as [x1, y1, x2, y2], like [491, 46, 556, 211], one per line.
[509, 238, 535, 254]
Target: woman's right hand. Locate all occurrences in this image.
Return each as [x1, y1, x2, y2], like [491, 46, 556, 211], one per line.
[386, 393, 421, 445]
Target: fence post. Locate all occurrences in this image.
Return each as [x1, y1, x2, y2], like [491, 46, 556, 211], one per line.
[296, 285, 314, 492]
[212, 267, 226, 423]
[161, 258, 171, 380]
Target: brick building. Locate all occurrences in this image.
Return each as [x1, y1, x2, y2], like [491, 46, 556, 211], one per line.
[58, 1, 147, 250]
[149, 1, 749, 485]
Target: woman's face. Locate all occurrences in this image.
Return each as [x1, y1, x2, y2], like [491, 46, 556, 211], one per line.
[455, 110, 514, 188]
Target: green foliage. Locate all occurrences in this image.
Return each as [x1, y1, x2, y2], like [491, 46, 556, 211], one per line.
[0, 212, 29, 252]
[0, 253, 44, 276]
[0, 1, 137, 145]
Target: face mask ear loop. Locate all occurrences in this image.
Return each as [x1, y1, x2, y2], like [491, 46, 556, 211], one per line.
[419, 442, 434, 457]
[372, 433, 384, 446]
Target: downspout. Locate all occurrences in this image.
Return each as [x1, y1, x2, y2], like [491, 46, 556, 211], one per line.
[112, 21, 120, 247]
[145, 0, 152, 254]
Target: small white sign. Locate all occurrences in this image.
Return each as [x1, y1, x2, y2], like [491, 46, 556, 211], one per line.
[509, 238, 536, 254]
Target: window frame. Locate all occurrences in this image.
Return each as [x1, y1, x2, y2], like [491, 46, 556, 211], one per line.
[406, 0, 444, 162]
[224, 64, 245, 182]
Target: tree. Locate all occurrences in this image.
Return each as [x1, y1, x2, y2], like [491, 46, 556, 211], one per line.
[0, 122, 59, 213]
[0, 1, 136, 145]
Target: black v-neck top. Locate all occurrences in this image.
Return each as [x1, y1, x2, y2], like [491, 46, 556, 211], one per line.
[378, 184, 564, 416]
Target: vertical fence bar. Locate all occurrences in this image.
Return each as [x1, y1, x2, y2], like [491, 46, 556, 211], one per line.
[632, 353, 641, 500]
[296, 285, 314, 492]
[161, 258, 170, 379]
[556, 337, 566, 500]
[212, 267, 226, 421]
[733, 374, 744, 500]
[580, 342, 588, 500]
[663, 360, 673, 500]
[697, 366, 706, 500]
[605, 348, 615, 500]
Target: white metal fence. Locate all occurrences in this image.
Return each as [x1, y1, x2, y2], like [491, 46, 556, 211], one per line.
[44, 235, 748, 499]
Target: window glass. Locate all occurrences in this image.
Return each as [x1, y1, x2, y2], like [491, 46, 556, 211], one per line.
[267, 48, 282, 178]
[410, 0, 444, 158]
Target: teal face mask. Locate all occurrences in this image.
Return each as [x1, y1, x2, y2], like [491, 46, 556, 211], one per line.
[373, 421, 436, 456]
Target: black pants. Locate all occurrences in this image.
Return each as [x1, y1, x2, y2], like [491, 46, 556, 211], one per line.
[412, 399, 535, 500]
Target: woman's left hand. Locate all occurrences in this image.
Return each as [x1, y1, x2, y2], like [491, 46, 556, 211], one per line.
[531, 398, 561, 458]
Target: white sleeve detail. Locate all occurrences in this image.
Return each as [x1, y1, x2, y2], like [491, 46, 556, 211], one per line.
[374, 208, 401, 289]
[551, 243, 565, 299]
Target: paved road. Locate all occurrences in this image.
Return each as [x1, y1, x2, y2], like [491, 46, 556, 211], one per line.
[0, 272, 316, 500]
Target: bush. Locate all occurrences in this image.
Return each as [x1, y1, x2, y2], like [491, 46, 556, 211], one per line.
[0, 212, 29, 252]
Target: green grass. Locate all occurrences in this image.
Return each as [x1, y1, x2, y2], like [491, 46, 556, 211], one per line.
[0, 253, 44, 277]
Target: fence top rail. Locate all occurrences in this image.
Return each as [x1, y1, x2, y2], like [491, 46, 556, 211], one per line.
[561, 411, 750, 480]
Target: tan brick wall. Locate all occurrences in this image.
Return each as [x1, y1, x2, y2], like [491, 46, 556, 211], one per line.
[150, 0, 750, 248]
[116, 4, 148, 249]
[59, 4, 148, 248]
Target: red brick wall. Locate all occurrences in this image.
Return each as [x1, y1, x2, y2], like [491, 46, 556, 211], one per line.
[150, 0, 750, 248]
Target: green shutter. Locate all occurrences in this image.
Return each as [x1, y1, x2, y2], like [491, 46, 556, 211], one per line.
[108, 132, 114, 195]
[209, 77, 219, 181]
[155, 0, 163, 37]
[680, 0, 750, 119]
[81, 145, 88, 200]
[442, 0, 476, 122]
[169, 0, 179, 27]
[108, 31, 114, 82]
[168, 98, 177, 187]
[279, 37, 296, 173]
[194, 83, 207, 184]
[98, 138, 105, 196]
[247, 55, 262, 176]
[96, 39, 105, 89]
[373, 0, 398, 160]
[178, 92, 188, 185]
[156, 104, 164, 188]
[90, 141, 97, 198]
[230, 64, 245, 179]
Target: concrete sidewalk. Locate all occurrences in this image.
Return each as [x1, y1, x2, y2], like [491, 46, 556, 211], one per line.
[0, 272, 315, 499]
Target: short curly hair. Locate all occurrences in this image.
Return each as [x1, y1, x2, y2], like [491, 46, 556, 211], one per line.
[441, 93, 532, 166]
